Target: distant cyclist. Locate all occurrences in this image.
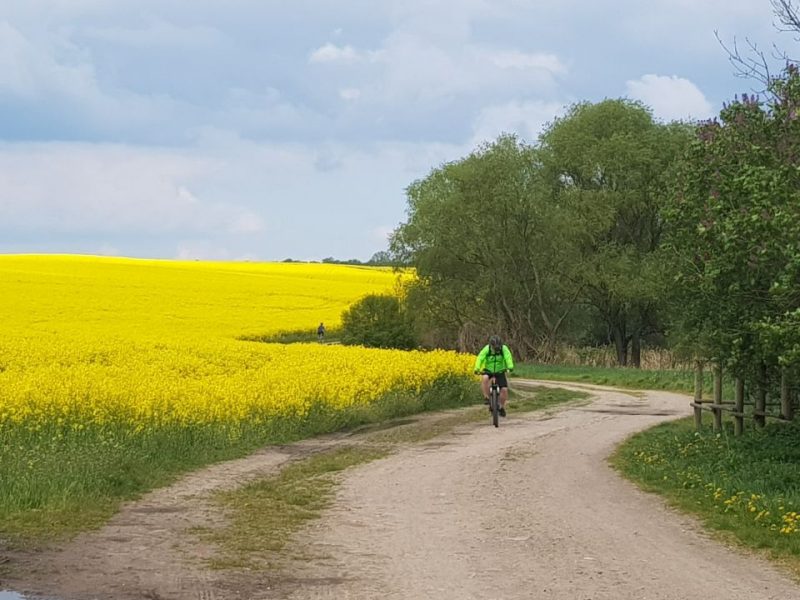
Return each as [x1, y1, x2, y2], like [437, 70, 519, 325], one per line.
[473, 335, 515, 417]
[317, 322, 326, 342]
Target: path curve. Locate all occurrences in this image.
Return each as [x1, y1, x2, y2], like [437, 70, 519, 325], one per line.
[5, 382, 800, 599]
[281, 381, 800, 600]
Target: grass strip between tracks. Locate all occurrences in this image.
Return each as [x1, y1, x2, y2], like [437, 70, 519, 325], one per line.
[200, 385, 587, 571]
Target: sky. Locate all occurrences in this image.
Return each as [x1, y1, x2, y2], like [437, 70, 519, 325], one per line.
[0, 0, 793, 262]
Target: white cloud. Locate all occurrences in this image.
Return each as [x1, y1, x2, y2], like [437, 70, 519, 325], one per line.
[309, 43, 362, 64]
[626, 74, 714, 121]
[351, 34, 566, 108]
[471, 100, 566, 146]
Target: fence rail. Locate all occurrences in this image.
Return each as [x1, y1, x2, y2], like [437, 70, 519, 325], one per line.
[692, 363, 797, 435]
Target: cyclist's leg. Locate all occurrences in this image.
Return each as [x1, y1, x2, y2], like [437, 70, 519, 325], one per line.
[480, 373, 491, 400]
[497, 372, 509, 408]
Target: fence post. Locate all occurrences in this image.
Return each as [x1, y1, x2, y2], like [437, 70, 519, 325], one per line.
[781, 369, 794, 421]
[734, 377, 745, 435]
[694, 361, 704, 431]
[755, 362, 767, 429]
[713, 365, 723, 432]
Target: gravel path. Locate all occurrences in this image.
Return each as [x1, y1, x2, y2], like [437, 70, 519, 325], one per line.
[281, 382, 800, 600]
[5, 381, 799, 599]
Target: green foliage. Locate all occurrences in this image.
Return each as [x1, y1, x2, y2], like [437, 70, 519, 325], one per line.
[340, 294, 417, 349]
[391, 107, 690, 364]
[391, 134, 584, 359]
[614, 418, 800, 564]
[367, 250, 401, 266]
[664, 66, 800, 371]
[539, 100, 693, 366]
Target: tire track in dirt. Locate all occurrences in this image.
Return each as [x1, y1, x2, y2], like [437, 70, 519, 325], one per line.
[280, 382, 800, 600]
[5, 382, 799, 599]
[3, 436, 351, 600]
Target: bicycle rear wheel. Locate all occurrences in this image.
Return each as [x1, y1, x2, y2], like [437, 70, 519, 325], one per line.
[490, 386, 500, 428]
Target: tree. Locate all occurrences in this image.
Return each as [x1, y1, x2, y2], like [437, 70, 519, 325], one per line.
[391, 135, 583, 359]
[367, 251, 396, 266]
[538, 100, 692, 366]
[719, 1, 800, 92]
[340, 294, 417, 350]
[663, 66, 800, 374]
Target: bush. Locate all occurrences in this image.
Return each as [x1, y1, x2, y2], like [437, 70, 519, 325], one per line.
[340, 294, 417, 349]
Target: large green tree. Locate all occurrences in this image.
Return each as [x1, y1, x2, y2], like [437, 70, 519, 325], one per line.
[391, 135, 582, 359]
[538, 100, 692, 366]
[391, 103, 690, 364]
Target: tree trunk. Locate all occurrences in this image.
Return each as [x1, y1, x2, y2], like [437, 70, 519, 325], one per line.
[755, 362, 767, 429]
[611, 324, 628, 366]
[631, 331, 641, 368]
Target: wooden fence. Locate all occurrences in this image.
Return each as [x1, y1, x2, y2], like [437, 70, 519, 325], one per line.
[691, 363, 798, 434]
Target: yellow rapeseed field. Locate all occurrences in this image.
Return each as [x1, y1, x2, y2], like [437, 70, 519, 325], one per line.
[0, 255, 472, 431]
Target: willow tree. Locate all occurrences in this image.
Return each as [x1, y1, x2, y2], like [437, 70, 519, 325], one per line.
[391, 135, 582, 359]
[538, 100, 692, 366]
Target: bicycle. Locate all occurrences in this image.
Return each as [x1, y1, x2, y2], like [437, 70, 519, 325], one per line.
[485, 372, 504, 428]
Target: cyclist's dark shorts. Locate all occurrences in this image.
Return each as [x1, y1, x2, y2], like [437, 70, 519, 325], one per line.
[482, 371, 508, 388]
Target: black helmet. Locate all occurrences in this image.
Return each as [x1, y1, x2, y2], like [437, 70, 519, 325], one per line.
[489, 335, 502, 352]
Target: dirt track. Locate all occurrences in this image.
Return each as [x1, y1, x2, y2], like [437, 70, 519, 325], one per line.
[6, 381, 800, 599]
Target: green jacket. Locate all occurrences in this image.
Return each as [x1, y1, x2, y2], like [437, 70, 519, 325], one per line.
[474, 344, 515, 374]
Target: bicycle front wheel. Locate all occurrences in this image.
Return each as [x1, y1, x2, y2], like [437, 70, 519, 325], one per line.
[490, 388, 499, 428]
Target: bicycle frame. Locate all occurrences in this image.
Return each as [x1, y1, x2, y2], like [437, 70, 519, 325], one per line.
[488, 375, 501, 428]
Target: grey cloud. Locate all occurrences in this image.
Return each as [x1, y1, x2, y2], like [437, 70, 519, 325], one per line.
[0, 0, 571, 146]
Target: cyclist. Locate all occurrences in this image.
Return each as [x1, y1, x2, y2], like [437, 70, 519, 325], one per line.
[473, 335, 515, 417]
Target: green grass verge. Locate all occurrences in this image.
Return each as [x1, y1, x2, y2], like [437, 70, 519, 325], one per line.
[612, 415, 800, 573]
[239, 328, 342, 344]
[0, 374, 475, 547]
[514, 363, 716, 395]
[202, 385, 586, 570]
